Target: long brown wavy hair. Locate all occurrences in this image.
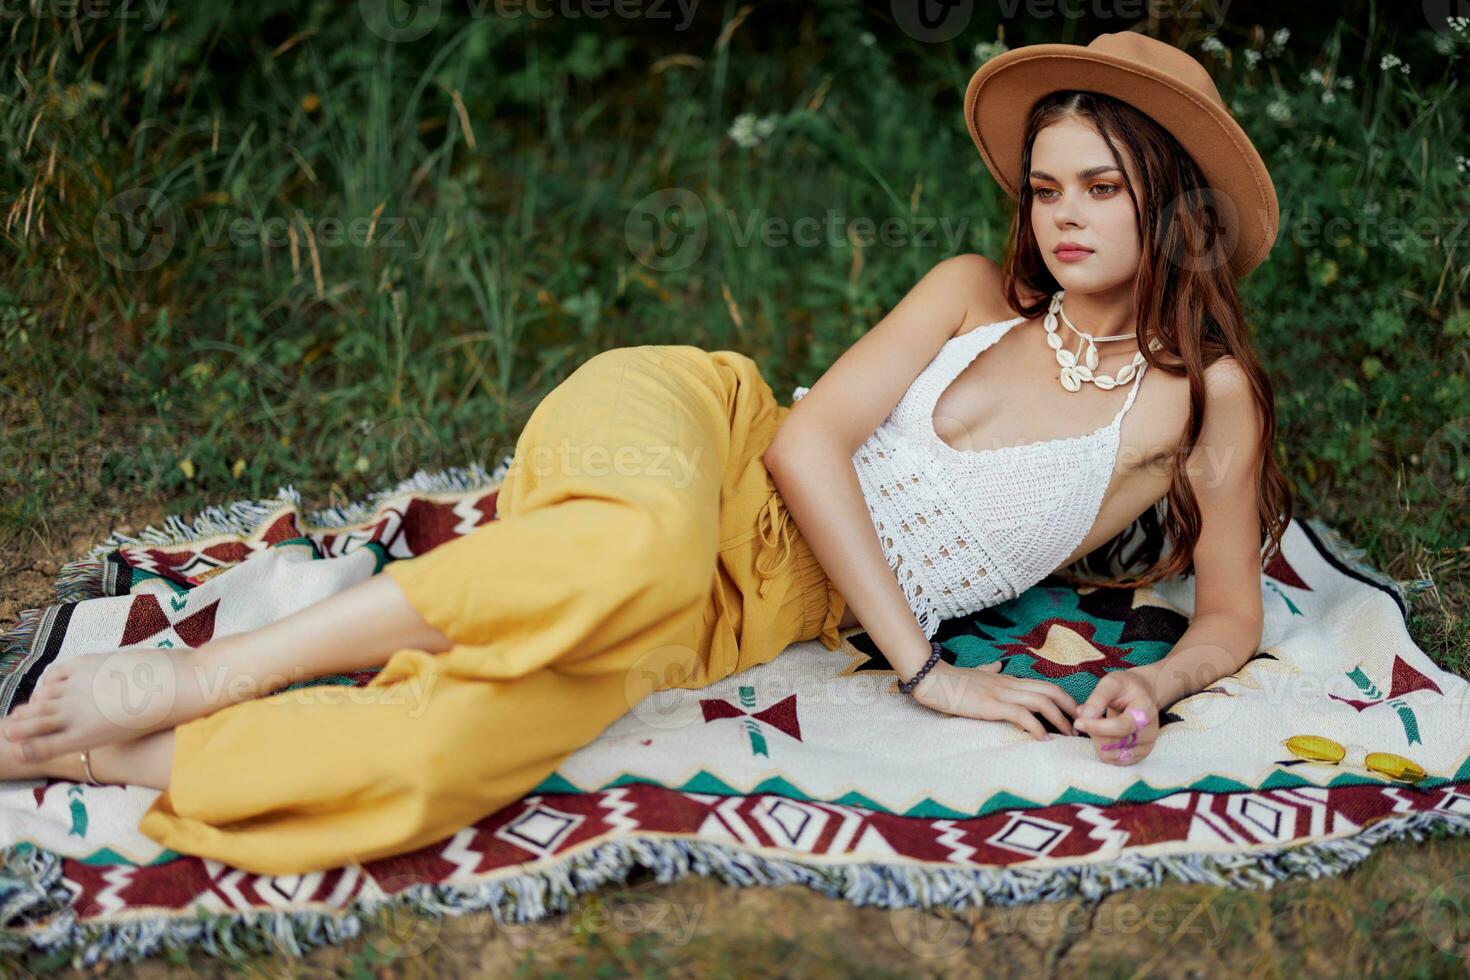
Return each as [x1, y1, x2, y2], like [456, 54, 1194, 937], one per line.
[999, 90, 1293, 589]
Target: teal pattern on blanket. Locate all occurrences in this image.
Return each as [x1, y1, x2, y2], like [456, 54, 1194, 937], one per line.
[533, 515, 1461, 816]
[934, 583, 1180, 704]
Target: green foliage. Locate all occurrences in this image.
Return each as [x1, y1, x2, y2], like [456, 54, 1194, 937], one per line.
[0, 1, 1465, 661]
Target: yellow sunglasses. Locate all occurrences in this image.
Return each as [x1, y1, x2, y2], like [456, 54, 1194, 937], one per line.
[1281, 735, 1427, 783]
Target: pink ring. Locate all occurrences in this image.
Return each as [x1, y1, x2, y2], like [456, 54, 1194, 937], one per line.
[1128, 707, 1150, 731]
[1118, 746, 1135, 763]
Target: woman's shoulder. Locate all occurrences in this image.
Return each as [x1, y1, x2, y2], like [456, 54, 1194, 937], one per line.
[1203, 354, 1250, 392]
[940, 253, 1032, 337]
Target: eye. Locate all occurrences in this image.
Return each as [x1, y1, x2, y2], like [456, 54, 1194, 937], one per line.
[1032, 187, 1059, 201]
[1089, 183, 1120, 197]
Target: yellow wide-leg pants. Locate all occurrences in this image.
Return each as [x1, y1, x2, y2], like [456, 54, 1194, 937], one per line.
[137, 345, 848, 875]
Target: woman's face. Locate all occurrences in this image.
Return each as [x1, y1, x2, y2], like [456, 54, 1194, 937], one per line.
[1026, 114, 1142, 295]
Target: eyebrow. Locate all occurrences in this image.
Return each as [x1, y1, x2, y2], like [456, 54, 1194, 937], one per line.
[1027, 166, 1122, 182]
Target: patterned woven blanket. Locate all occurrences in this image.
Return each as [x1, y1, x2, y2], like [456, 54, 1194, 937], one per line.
[0, 458, 1464, 966]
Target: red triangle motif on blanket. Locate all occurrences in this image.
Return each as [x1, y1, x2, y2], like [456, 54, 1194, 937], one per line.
[697, 694, 803, 741]
[1388, 654, 1442, 699]
[699, 698, 745, 722]
[750, 695, 802, 741]
[119, 594, 220, 648]
[1263, 550, 1310, 590]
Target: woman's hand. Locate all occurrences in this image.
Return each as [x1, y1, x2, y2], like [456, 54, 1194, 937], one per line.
[910, 661, 1078, 740]
[1074, 670, 1159, 765]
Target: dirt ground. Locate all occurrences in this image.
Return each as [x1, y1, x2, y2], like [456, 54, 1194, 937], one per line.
[2, 503, 1468, 978]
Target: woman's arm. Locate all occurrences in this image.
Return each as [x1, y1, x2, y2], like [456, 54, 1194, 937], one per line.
[1076, 357, 1268, 761]
[765, 255, 983, 680]
[765, 254, 1078, 737]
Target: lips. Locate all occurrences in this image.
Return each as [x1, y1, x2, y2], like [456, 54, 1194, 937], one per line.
[1053, 242, 1094, 262]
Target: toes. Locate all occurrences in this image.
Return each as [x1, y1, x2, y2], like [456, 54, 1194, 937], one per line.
[27, 681, 63, 705]
[4, 711, 64, 742]
[2, 707, 29, 736]
[2, 702, 47, 736]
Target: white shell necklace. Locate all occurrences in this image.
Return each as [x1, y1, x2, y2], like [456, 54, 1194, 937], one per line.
[1044, 289, 1162, 392]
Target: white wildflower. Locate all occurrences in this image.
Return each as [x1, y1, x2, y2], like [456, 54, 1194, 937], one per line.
[1201, 35, 1226, 57]
[1265, 27, 1289, 58]
[1457, 155, 1470, 174]
[1265, 98, 1292, 123]
[728, 113, 764, 149]
[1321, 89, 1336, 105]
[1305, 68, 1324, 85]
[1338, 76, 1354, 90]
[859, 31, 875, 47]
[1244, 49, 1261, 69]
[1434, 18, 1470, 53]
[1379, 53, 1409, 75]
[973, 40, 1008, 64]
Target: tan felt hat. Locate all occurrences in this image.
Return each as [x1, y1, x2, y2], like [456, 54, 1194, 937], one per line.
[964, 31, 1279, 279]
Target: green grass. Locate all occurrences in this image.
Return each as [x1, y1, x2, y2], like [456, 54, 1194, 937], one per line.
[0, 7, 1465, 619]
[3, 7, 1465, 672]
[0, 5, 1467, 973]
[1, 13, 1467, 607]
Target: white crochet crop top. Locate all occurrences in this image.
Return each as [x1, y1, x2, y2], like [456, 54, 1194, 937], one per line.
[791, 315, 1150, 639]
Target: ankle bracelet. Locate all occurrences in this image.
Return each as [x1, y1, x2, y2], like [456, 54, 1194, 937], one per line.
[78, 749, 102, 787]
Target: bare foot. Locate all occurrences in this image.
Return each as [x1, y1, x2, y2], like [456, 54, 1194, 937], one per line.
[0, 644, 212, 763]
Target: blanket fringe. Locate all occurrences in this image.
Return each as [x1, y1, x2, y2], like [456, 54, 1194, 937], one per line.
[0, 466, 1458, 967]
[2, 807, 1467, 967]
[0, 470, 1426, 681]
[0, 608, 44, 680]
[1301, 516, 1437, 609]
[0, 456, 515, 673]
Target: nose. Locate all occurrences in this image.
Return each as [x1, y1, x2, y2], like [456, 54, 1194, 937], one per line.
[1053, 191, 1085, 229]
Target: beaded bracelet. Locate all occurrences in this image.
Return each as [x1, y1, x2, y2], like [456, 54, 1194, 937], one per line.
[898, 640, 945, 696]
